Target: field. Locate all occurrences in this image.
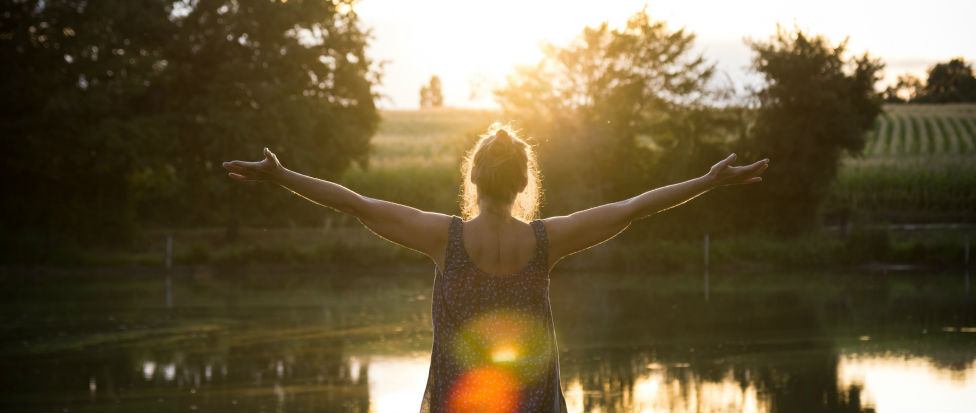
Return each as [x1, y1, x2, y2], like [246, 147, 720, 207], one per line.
[337, 108, 500, 214]
[828, 104, 976, 223]
[358, 104, 976, 225]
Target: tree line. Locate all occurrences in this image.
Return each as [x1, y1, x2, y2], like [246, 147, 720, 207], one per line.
[882, 58, 976, 103]
[1, 0, 380, 257]
[2, 3, 909, 262]
[496, 16, 882, 237]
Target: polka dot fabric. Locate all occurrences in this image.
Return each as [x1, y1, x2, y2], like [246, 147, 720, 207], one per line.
[420, 216, 567, 413]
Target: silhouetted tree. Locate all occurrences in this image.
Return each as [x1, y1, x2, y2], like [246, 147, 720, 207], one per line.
[0, 0, 379, 255]
[913, 58, 976, 103]
[495, 9, 726, 218]
[882, 73, 922, 102]
[420, 75, 443, 108]
[745, 26, 883, 235]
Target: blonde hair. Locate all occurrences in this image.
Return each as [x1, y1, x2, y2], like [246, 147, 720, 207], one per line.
[460, 124, 542, 221]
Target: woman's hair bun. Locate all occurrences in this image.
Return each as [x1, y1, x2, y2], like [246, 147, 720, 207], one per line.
[493, 129, 512, 142]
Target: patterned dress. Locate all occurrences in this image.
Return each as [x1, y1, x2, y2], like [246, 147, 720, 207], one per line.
[420, 216, 568, 413]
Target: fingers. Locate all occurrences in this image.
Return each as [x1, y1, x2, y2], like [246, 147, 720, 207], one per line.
[264, 147, 279, 163]
[740, 163, 768, 184]
[223, 160, 263, 172]
[746, 158, 769, 170]
[750, 162, 769, 175]
[227, 172, 250, 181]
[718, 153, 737, 169]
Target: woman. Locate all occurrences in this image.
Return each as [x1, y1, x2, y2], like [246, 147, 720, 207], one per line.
[222, 124, 768, 413]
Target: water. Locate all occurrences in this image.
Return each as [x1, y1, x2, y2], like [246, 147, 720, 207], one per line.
[0, 268, 974, 412]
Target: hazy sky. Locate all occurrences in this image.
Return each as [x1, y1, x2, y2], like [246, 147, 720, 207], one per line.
[355, 0, 976, 109]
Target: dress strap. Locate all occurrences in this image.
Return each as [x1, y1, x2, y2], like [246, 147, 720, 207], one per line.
[448, 216, 463, 243]
[443, 216, 464, 270]
[530, 219, 549, 267]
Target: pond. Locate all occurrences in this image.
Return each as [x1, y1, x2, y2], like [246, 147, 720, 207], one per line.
[0, 267, 974, 412]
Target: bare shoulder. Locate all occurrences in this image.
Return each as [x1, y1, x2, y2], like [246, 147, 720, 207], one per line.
[539, 202, 633, 268]
[355, 200, 454, 265]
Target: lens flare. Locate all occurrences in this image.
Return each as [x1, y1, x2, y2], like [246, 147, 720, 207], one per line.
[450, 309, 551, 384]
[445, 366, 520, 413]
[491, 345, 518, 363]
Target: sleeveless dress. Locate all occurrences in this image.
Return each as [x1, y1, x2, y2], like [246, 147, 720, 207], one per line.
[420, 216, 568, 413]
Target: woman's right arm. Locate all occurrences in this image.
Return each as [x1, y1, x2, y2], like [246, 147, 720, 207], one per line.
[223, 148, 452, 264]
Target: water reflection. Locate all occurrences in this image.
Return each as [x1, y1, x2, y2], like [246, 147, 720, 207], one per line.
[561, 363, 770, 413]
[367, 355, 429, 413]
[1, 270, 974, 412]
[363, 350, 976, 413]
[839, 353, 976, 412]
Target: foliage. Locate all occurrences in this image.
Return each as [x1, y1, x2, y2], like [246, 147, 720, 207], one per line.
[884, 59, 976, 104]
[914, 58, 976, 103]
[745, 26, 884, 235]
[495, 9, 727, 219]
[420, 75, 444, 108]
[0, 0, 380, 249]
[882, 73, 922, 103]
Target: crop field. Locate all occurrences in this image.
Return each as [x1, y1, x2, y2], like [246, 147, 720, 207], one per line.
[862, 104, 976, 156]
[829, 104, 976, 223]
[349, 105, 976, 225]
[337, 108, 500, 214]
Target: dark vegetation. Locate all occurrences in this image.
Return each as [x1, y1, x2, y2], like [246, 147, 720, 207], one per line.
[882, 58, 976, 103]
[1, 4, 971, 268]
[495, 18, 884, 238]
[0, 0, 380, 256]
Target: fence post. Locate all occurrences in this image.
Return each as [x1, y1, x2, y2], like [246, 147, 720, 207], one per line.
[165, 235, 173, 269]
[704, 233, 710, 302]
[965, 234, 970, 266]
[966, 235, 971, 296]
[165, 235, 173, 308]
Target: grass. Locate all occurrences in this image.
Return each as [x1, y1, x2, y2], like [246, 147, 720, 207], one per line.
[838, 104, 976, 223]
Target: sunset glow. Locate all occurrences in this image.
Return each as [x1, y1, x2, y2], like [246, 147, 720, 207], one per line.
[357, 0, 976, 108]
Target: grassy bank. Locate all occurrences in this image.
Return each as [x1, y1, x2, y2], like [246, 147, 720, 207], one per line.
[29, 222, 972, 273]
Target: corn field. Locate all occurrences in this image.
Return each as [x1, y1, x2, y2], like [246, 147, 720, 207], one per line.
[349, 105, 976, 225]
[829, 104, 976, 222]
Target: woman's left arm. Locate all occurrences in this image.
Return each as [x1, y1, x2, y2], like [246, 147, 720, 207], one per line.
[543, 154, 768, 267]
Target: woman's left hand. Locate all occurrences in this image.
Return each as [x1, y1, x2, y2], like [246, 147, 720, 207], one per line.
[222, 147, 286, 182]
[705, 153, 769, 187]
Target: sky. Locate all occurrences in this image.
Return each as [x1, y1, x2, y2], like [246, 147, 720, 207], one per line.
[354, 0, 976, 109]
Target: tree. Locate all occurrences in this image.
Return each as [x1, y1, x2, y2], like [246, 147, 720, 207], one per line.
[745, 26, 883, 235]
[420, 75, 444, 108]
[0, 0, 380, 253]
[913, 58, 976, 103]
[882, 73, 922, 102]
[495, 9, 724, 218]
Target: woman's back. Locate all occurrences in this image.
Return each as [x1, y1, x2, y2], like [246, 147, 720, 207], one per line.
[456, 217, 539, 276]
[422, 216, 567, 413]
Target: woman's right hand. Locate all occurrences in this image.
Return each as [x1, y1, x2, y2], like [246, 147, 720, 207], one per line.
[704, 153, 769, 187]
[222, 147, 286, 182]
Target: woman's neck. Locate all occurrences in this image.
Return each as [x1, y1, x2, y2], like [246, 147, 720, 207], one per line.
[476, 199, 516, 223]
